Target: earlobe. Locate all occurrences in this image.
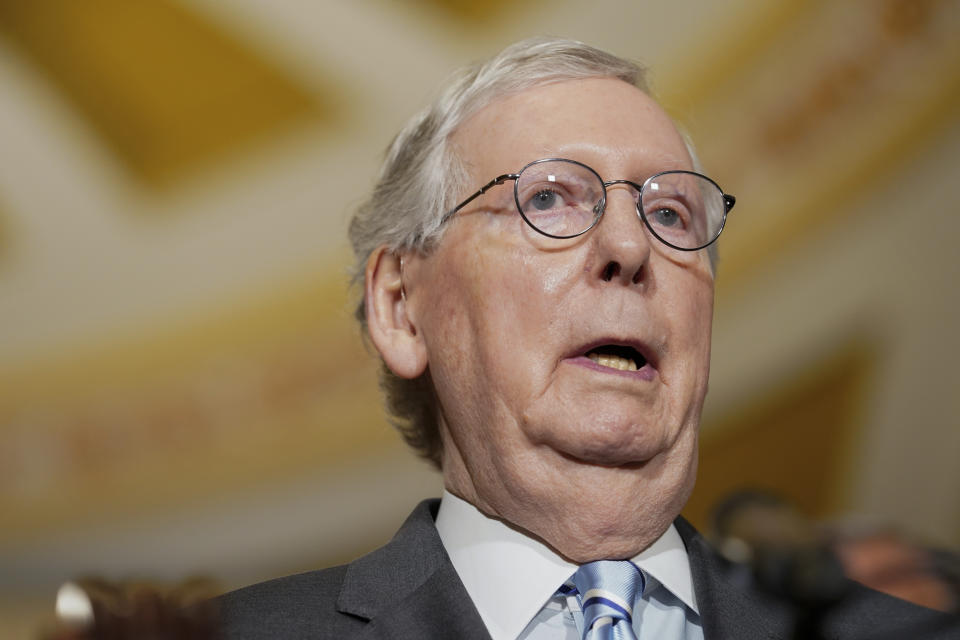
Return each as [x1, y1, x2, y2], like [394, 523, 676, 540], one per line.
[365, 247, 428, 379]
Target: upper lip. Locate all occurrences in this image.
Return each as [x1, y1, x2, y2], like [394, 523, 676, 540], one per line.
[565, 337, 661, 370]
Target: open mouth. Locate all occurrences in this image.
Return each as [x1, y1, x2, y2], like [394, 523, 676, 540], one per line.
[584, 344, 648, 372]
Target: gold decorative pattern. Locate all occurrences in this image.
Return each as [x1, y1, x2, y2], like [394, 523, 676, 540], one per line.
[0, 261, 393, 542]
[721, 71, 960, 290]
[0, 0, 333, 188]
[760, 0, 949, 154]
[674, 0, 960, 289]
[659, 0, 826, 113]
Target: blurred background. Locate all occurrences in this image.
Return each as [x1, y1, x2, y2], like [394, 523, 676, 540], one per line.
[1, 0, 958, 635]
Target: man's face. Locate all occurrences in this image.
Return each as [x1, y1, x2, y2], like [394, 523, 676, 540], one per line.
[404, 77, 714, 561]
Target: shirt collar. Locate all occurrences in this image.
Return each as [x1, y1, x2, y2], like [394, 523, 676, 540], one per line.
[632, 515, 699, 614]
[436, 491, 698, 640]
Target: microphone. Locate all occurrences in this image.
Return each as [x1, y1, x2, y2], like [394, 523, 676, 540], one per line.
[711, 490, 850, 640]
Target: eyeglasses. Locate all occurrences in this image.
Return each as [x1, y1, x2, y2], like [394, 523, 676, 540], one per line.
[441, 158, 735, 251]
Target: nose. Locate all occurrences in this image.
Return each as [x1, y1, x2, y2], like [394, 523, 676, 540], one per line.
[591, 184, 651, 286]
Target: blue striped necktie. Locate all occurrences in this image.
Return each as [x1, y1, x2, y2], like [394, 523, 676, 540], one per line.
[572, 560, 644, 640]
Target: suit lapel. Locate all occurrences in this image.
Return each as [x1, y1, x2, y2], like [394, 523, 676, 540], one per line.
[355, 560, 491, 640]
[675, 516, 792, 640]
[337, 499, 491, 639]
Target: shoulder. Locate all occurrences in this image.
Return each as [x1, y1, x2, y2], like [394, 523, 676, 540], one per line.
[673, 516, 960, 639]
[216, 565, 362, 639]
[825, 581, 960, 639]
[214, 499, 447, 639]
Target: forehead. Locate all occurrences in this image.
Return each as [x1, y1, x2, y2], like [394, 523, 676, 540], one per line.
[451, 77, 692, 179]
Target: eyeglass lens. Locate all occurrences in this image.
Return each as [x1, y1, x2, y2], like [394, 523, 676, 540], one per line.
[514, 159, 725, 249]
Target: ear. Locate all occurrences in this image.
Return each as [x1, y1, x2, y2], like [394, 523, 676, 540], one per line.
[365, 247, 428, 379]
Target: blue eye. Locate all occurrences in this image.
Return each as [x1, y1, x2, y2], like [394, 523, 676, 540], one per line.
[651, 207, 681, 227]
[530, 189, 559, 211]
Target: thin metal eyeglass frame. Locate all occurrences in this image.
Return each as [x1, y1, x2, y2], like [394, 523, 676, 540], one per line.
[440, 157, 736, 251]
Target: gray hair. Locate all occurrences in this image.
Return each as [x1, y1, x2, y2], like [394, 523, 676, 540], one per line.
[348, 37, 704, 468]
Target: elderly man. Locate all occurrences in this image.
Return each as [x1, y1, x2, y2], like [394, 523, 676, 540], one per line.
[219, 38, 957, 639]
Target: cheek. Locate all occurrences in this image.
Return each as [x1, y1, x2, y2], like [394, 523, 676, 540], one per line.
[468, 244, 577, 349]
[417, 244, 531, 396]
[684, 293, 714, 408]
[424, 244, 584, 436]
[669, 265, 714, 346]
[660, 268, 714, 398]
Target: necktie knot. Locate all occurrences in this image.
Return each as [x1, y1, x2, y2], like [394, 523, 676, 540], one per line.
[572, 560, 644, 640]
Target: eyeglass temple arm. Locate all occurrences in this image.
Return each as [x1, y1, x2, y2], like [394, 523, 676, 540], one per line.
[440, 173, 519, 224]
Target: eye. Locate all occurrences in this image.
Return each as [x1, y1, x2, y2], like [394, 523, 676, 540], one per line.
[529, 189, 560, 211]
[650, 207, 683, 228]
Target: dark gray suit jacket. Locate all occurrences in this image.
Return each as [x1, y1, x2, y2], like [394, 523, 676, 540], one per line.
[218, 499, 958, 639]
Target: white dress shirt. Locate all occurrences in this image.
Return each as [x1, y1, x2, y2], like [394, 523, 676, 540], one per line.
[436, 491, 703, 640]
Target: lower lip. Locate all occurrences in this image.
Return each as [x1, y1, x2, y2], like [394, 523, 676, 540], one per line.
[566, 356, 658, 381]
